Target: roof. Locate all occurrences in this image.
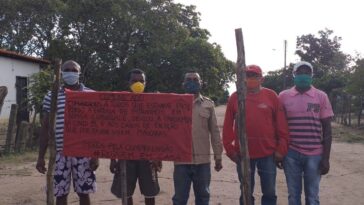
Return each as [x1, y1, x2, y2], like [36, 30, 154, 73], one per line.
[0, 49, 50, 65]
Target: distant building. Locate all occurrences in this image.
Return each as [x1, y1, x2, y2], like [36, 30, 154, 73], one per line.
[0, 49, 50, 122]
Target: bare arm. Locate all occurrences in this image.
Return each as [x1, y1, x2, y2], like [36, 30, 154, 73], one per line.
[320, 117, 332, 175]
[36, 112, 50, 174]
[209, 106, 223, 171]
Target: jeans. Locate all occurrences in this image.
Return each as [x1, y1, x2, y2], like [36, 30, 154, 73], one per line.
[283, 149, 321, 205]
[237, 155, 277, 205]
[172, 163, 211, 205]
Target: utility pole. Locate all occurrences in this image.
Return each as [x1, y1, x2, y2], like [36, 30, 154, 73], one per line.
[283, 40, 287, 89]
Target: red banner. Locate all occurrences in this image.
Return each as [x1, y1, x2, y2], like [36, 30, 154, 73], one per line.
[63, 91, 193, 162]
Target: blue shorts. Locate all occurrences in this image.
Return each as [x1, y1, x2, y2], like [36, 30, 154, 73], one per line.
[53, 152, 96, 197]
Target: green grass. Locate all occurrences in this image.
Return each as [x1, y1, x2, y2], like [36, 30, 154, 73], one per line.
[332, 122, 364, 143]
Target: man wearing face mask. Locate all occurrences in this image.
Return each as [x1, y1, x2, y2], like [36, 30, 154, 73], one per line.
[110, 68, 161, 205]
[223, 65, 289, 205]
[172, 72, 223, 205]
[279, 61, 333, 205]
[36, 60, 99, 205]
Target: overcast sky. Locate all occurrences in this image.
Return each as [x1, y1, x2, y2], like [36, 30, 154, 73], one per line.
[175, 0, 364, 75]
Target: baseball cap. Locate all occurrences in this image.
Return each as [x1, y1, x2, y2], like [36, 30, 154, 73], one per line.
[293, 61, 313, 73]
[245, 65, 262, 76]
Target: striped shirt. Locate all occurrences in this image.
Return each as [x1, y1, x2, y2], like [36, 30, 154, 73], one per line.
[279, 86, 334, 155]
[42, 84, 93, 151]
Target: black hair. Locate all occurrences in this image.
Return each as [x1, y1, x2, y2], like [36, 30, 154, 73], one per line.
[127, 68, 146, 81]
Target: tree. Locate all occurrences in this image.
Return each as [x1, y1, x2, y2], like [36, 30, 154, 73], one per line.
[27, 68, 53, 118]
[166, 38, 234, 98]
[0, 0, 234, 102]
[346, 58, 364, 96]
[263, 64, 294, 94]
[0, 0, 62, 57]
[295, 28, 350, 95]
[346, 58, 364, 126]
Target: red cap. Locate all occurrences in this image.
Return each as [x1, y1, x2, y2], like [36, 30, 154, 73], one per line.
[246, 65, 262, 76]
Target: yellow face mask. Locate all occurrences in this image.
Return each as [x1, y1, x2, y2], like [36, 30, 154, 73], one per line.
[130, 82, 145, 93]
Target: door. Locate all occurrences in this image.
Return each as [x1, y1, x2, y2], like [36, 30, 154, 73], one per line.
[16, 76, 29, 124]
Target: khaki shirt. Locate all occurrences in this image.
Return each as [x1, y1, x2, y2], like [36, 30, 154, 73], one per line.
[176, 94, 223, 164]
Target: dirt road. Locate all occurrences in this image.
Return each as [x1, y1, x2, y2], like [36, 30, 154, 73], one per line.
[1, 106, 364, 204]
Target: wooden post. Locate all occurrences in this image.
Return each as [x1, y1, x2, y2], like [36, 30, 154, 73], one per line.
[235, 28, 252, 205]
[348, 95, 352, 126]
[119, 160, 128, 205]
[0, 86, 8, 115]
[358, 96, 363, 127]
[5, 104, 18, 154]
[47, 59, 62, 205]
[27, 112, 37, 149]
[14, 121, 29, 152]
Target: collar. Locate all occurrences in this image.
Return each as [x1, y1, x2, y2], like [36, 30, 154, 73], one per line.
[289, 86, 315, 98]
[62, 83, 85, 92]
[193, 94, 204, 104]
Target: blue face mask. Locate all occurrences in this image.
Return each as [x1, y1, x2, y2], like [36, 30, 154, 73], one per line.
[62, 71, 80, 85]
[294, 74, 312, 89]
[184, 80, 201, 94]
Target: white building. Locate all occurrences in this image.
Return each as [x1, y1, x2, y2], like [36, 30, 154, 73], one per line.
[0, 49, 50, 121]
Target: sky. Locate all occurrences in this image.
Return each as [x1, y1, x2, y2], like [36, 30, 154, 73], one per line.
[174, 0, 364, 76]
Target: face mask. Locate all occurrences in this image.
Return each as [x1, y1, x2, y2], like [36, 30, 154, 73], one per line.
[184, 80, 201, 94]
[294, 74, 312, 89]
[62, 71, 79, 85]
[130, 82, 145, 93]
[246, 78, 261, 89]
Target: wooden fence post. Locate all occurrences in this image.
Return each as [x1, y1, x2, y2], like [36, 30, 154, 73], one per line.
[5, 104, 18, 154]
[14, 121, 29, 152]
[235, 28, 252, 205]
[0, 86, 8, 115]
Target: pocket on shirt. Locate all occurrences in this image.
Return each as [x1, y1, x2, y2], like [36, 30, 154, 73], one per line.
[199, 109, 210, 129]
[199, 109, 210, 118]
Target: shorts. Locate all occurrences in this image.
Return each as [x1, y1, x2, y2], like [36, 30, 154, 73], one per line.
[53, 152, 96, 197]
[111, 160, 160, 198]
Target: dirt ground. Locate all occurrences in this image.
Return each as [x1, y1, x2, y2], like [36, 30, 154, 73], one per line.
[1, 105, 364, 205]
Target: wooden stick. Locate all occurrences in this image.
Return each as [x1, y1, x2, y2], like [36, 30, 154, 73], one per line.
[234, 28, 252, 205]
[0, 86, 8, 115]
[119, 160, 128, 205]
[46, 59, 62, 205]
[5, 104, 17, 154]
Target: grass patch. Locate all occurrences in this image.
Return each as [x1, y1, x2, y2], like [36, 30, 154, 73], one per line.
[332, 122, 364, 143]
[0, 150, 38, 164]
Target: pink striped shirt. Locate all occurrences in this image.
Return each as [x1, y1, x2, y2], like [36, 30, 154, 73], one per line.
[279, 86, 334, 155]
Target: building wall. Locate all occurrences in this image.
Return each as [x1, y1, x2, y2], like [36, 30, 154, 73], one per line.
[0, 56, 41, 120]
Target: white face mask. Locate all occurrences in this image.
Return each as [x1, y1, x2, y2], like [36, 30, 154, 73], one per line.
[62, 71, 80, 85]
